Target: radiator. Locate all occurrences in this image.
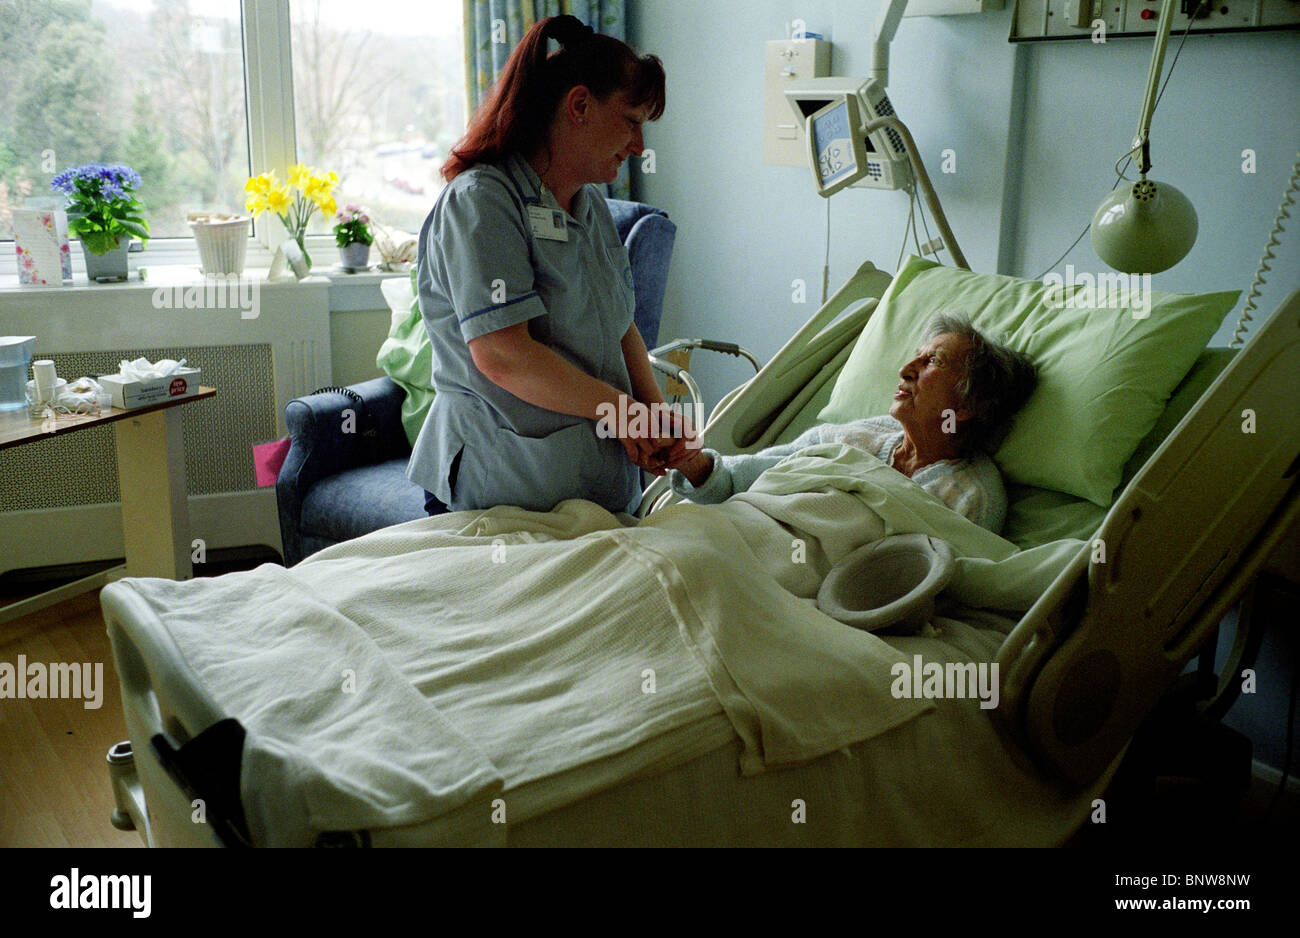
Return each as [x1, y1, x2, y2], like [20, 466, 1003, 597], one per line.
[0, 275, 332, 575]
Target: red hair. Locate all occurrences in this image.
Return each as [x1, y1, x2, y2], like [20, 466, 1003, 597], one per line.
[443, 15, 665, 182]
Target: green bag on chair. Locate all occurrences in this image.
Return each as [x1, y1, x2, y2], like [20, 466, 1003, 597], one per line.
[375, 267, 435, 447]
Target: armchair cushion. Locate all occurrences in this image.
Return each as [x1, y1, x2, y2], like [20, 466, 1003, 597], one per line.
[619, 211, 676, 349]
[606, 199, 677, 349]
[375, 267, 432, 447]
[299, 458, 427, 544]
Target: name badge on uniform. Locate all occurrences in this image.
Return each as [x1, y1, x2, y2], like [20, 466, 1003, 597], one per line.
[527, 204, 568, 242]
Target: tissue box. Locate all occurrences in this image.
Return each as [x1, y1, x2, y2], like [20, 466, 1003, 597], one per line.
[98, 367, 202, 409]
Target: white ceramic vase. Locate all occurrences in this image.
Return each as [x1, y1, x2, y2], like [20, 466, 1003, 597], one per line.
[189, 214, 251, 276]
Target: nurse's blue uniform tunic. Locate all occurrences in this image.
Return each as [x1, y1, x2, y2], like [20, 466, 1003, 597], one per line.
[406, 153, 642, 514]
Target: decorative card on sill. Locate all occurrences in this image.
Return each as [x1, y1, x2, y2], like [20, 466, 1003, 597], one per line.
[12, 208, 72, 285]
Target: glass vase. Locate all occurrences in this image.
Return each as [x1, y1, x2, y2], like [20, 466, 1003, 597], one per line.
[294, 232, 312, 271]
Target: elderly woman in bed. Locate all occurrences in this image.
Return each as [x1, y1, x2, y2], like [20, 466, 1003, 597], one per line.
[666, 314, 1037, 533]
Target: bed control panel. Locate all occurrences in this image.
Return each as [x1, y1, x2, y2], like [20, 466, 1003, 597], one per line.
[1010, 0, 1300, 39]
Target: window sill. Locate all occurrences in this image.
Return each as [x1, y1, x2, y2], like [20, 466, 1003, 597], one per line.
[0, 263, 409, 312]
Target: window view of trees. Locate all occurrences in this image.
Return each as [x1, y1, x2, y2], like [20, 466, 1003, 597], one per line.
[0, 0, 249, 240]
[290, 0, 464, 234]
[0, 0, 464, 242]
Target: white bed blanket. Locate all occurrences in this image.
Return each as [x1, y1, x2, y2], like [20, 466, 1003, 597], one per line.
[117, 443, 1082, 845]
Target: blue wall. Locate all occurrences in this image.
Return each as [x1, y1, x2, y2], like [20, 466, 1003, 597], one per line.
[630, 1, 1300, 777]
[630, 1, 1298, 405]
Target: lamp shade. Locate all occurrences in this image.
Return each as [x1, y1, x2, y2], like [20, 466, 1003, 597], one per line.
[1090, 177, 1198, 274]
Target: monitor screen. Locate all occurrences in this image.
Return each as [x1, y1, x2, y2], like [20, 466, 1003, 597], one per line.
[812, 99, 857, 189]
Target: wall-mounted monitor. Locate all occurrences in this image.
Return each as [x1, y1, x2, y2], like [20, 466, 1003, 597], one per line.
[785, 77, 912, 195]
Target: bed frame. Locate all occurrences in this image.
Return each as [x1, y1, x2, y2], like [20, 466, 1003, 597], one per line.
[101, 264, 1300, 844]
[658, 265, 1300, 786]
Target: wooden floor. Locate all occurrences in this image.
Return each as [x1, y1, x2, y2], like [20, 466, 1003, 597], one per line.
[1, 589, 144, 847]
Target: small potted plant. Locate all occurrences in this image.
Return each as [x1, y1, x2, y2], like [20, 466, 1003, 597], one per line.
[333, 204, 374, 271]
[52, 164, 149, 282]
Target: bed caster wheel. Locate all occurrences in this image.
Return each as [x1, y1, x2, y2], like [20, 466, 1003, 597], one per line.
[107, 741, 137, 831]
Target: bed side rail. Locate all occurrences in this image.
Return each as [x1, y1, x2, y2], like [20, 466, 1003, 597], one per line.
[639, 260, 893, 516]
[997, 288, 1300, 785]
[709, 260, 894, 452]
[101, 582, 232, 846]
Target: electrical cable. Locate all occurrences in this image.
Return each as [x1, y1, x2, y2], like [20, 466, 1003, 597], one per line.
[1031, 4, 1206, 280]
[911, 188, 925, 260]
[1230, 149, 1300, 349]
[822, 195, 832, 305]
[897, 184, 917, 271]
[916, 178, 939, 262]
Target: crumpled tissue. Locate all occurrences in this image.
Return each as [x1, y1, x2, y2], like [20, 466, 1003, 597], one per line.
[27, 375, 107, 414]
[117, 357, 188, 381]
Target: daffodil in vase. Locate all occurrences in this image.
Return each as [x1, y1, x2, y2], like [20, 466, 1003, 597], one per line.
[244, 164, 338, 274]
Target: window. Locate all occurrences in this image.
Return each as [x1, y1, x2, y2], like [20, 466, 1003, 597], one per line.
[289, 0, 464, 234]
[0, 0, 250, 241]
[1, 0, 464, 268]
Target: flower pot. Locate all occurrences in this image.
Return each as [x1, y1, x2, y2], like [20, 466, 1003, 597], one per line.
[339, 241, 370, 270]
[82, 238, 130, 282]
[189, 213, 251, 276]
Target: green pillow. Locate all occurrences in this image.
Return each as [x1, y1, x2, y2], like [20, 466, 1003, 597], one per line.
[375, 268, 434, 447]
[817, 256, 1238, 507]
[1001, 484, 1107, 549]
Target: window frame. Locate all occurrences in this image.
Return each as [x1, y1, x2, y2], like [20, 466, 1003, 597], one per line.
[3, 0, 416, 278]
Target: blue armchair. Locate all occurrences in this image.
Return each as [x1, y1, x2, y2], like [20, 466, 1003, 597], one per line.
[276, 199, 677, 566]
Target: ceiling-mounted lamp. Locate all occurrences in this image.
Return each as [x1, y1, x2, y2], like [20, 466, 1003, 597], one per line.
[1090, 0, 1198, 274]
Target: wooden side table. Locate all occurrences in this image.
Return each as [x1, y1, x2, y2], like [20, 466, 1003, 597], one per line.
[0, 387, 216, 624]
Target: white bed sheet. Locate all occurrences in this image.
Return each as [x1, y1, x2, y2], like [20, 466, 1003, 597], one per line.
[112, 444, 1102, 846]
[370, 610, 1114, 847]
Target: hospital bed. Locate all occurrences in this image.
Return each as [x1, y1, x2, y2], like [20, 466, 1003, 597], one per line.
[98, 260, 1300, 847]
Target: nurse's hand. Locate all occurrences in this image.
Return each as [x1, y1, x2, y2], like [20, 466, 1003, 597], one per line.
[610, 399, 699, 475]
[620, 436, 670, 476]
[650, 407, 699, 472]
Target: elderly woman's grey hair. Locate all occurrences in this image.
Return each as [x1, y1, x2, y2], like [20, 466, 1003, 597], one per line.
[924, 313, 1037, 456]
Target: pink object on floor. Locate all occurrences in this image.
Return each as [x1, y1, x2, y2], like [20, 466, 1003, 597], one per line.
[254, 437, 292, 488]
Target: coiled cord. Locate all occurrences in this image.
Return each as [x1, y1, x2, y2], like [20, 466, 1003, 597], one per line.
[1230, 149, 1300, 349]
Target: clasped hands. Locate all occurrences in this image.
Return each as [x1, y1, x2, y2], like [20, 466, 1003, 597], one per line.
[613, 401, 704, 477]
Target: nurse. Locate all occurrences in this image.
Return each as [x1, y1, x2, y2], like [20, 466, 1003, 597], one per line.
[408, 14, 689, 516]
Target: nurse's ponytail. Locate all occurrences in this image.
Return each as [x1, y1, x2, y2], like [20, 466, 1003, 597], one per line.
[443, 15, 665, 182]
